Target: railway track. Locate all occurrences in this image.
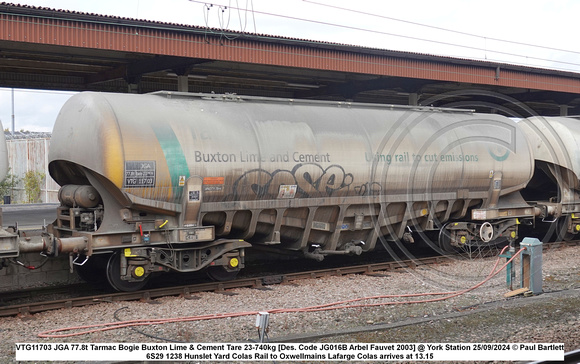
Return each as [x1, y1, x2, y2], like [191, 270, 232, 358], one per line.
[0, 255, 450, 317]
[2, 239, 577, 318]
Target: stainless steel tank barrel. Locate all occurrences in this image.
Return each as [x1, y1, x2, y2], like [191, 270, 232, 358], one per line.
[49, 92, 533, 208]
[47, 92, 534, 255]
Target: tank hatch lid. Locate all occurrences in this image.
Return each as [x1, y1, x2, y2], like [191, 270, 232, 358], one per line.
[147, 91, 475, 114]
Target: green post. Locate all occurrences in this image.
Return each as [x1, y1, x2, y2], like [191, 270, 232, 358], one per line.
[500, 248, 514, 290]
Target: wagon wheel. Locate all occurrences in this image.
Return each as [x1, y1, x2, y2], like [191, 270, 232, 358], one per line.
[437, 224, 456, 254]
[106, 252, 149, 292]
[75, 254, 108, 285]
[556, 216, 576, 242]
[206, 266, 240, 282]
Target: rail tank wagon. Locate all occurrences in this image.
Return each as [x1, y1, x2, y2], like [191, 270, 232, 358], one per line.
[518, 116, 580, 238]
[13, 92, 539, 290]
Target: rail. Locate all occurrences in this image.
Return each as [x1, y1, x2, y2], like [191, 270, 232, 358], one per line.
[0, 256, 448, 317]
[2, 239, 578, 318]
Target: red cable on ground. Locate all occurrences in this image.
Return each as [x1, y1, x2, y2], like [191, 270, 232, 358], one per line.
[38, 246, 524, 338]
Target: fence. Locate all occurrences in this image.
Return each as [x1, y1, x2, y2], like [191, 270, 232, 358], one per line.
[4, 137, 59, 204]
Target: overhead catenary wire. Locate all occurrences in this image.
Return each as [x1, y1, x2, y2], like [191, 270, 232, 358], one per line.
[200, 0, 256, 41]
[37, 246, 525, 339]
[302, 0, 579, 57]
[189, 0, 580, 73]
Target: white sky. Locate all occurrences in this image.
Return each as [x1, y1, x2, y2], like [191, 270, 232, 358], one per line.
[1, 0, 580, 131]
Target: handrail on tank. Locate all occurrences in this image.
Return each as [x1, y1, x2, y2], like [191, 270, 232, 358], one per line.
[148, 91, 475, 114]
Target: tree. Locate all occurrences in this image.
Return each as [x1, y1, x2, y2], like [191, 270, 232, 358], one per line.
[23, 170, 45, 203]
[0, 168, 19, 203]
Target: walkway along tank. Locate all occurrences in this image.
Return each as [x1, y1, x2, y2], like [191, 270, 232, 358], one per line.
[3, 92, 544, 290]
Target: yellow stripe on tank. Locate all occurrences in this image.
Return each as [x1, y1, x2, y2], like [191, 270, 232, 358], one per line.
[102, 115, 124, 188]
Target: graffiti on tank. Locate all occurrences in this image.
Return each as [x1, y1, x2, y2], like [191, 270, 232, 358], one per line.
[354, 182, 382, 196]
[231, 163, 356, 199]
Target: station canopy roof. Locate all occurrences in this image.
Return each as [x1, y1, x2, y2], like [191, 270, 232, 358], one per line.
[1, 2, 580, 117]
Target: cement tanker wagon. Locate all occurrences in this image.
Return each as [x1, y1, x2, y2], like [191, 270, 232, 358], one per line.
[39, 92, 535, 290]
